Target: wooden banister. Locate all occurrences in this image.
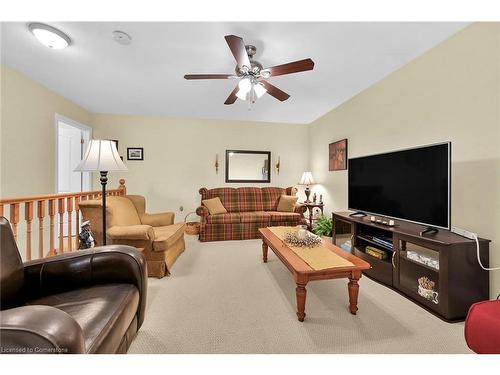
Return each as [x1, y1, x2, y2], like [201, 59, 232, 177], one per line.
[25, 201, 33, 261]
[37, 200, 45, 259]
[0, 180, 126, 259]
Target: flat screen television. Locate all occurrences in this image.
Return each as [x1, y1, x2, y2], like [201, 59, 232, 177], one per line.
[348, 142, 451, 230]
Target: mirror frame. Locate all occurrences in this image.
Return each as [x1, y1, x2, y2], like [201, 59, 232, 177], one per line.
[225, 150, 272, 183]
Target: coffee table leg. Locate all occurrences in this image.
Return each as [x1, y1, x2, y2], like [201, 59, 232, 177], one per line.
[348, 278, 359, 315]
[262, 241, 268, 263]
[296, 283, 307, 322]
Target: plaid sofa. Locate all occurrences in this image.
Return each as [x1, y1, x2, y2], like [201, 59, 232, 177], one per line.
[196, 187, 307, 242]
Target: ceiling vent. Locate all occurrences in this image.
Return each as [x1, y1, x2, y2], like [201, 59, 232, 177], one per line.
[112, 30, 132, 45]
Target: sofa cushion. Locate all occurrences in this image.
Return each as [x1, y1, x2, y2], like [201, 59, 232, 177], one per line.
[152, 223, 185, 252]
[200, 188, 239, 213]
[25, 284, 139, 354]
[206, 213, 241, 224]
[277, 195, 298, 212]
[261, 187, 286, 211]
[237, 187, 264, 212]
[269, 211, 301, 224]
[202, 197, 227, 215]
[240, 211, 271, 224]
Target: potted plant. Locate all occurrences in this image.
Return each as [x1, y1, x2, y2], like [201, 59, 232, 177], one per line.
[313, 215, 333, 242]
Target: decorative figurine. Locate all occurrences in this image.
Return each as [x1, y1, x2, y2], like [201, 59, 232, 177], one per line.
[313, 193, 317, 203]
[319, 194, 323, 204]
[79, 220, 95, 249]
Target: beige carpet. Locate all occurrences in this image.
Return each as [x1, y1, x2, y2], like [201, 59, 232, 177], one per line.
[129, 236, 471, 354]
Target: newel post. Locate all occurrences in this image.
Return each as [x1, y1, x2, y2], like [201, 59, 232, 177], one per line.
[118, 179, 126, 196]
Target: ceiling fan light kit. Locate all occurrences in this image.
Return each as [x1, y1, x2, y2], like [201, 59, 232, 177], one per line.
[184, 34, 315, 106]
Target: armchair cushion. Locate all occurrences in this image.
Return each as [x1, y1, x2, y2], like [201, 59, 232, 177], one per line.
[107, 225, 154, 240]
[152, 223, 186, 252]
[25, 284, 139, 354]
[140, 212, 174, 227]
[0, 305, 85, 354]
[106, 197, 142, 227]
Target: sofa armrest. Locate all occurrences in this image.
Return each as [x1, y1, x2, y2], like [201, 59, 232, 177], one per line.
[107, 225, 154, 240]
[0, 305, 85, 353]
[23, 245, 148, 329]
[196, 206, 209, 222]
[294, 204, 307, 216]
[140, 212, 174, 227]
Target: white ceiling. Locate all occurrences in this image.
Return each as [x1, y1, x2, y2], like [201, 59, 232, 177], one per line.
[1, 22, 468, 124]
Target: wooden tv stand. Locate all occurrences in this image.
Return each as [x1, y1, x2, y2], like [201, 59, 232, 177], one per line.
[332, 212, 490, 321]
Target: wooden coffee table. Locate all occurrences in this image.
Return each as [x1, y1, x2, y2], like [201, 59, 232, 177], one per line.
[259, 227, 371, 322]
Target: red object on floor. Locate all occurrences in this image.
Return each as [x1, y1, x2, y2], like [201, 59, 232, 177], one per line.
[464, 300, 500, 354]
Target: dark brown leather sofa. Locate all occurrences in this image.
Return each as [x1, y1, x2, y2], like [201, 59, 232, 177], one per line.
[0, 217, 147, 354]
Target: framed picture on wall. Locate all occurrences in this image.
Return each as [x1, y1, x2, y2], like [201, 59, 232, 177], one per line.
[127, 147, 144, 161]
[329, 138, 348, 171]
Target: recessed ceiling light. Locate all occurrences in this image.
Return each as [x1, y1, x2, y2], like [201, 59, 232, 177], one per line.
[28, 23, 71, 50]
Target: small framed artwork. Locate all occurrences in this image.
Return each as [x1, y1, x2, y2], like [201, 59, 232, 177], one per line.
[127, 147, 144, 161]
[329, 138, 348, 171]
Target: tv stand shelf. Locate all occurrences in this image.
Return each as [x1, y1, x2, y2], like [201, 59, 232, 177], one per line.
[332, 212, 490, 321]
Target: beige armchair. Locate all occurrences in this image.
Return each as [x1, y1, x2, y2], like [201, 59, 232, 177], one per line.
[79, 195, 185, 278]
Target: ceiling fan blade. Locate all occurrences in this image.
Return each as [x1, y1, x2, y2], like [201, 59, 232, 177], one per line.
[224, 85, 239, 105]
[224, 35, 251, 70]
[260, 81, 290, 102]
[184, 74, 233, 80]
[265, 58, 315, 77]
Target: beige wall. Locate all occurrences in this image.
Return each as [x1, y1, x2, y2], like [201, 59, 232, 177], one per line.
[308, 23, 500, 297]
[0, 64, 92, 197]
[91, 114, 309, 218]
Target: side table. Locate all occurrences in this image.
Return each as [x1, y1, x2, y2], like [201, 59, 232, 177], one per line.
[300, 202, 324, 230]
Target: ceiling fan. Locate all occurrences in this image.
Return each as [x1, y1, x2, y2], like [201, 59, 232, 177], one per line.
[184, 35, 315, 105]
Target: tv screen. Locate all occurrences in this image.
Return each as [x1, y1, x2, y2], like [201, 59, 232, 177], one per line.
[348, 143, 451, 229]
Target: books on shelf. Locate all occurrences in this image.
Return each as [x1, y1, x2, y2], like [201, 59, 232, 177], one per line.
[365, 246, 389, 260]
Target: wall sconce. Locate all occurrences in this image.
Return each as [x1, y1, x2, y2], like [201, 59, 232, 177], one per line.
[275, 156, 280, 175]
[215, 154, 219, 174]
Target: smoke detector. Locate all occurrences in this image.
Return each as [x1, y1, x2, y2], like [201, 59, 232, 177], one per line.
[112, 30, 132, 45]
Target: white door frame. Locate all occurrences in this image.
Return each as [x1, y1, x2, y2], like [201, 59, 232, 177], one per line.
[55, 113, 93, 193]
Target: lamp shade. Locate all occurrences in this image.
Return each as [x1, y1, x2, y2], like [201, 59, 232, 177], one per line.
[299, 171, 315, 185]
[74, 140, 128, 172]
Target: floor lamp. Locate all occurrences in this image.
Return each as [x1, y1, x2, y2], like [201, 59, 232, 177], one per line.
[74, 140, 127, 245]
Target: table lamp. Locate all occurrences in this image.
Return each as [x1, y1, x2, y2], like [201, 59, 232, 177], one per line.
[298, 171, 316, 203]
[74, 139, 127, 245]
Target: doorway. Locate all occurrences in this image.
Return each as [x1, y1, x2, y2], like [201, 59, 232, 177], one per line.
[55, 114, 92, 244]
[56, 114, 92, 193]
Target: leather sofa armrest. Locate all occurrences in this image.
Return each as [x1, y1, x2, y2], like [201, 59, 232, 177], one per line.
[107, 225, 154, 240]
[196, 206, 209, 222]
[23, 245, 148, 329]
[140, 212, 174, 227]
[0, 305, 85, 353]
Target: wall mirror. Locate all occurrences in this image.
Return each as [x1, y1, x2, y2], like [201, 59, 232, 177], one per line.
[225, 150, 271, 183]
